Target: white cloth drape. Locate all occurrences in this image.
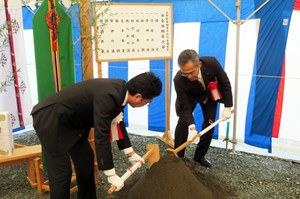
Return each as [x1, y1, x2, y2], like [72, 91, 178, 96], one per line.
[0, 1, 32, 130]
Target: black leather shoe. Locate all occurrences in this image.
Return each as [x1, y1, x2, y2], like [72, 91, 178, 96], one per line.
[194, 157, 212, 167]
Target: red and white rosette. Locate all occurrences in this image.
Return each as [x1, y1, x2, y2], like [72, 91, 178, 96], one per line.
[110, 112, 124, 141]
[207, 80, 222, 101]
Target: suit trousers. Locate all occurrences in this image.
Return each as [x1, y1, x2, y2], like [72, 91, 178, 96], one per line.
[43, 138, 97, 199]
[175, 100, 217, 159]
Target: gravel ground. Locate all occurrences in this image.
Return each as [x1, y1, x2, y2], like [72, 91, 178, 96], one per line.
[0, 130, 299, 199]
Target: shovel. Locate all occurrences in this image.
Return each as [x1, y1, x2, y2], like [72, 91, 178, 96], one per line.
[107, 144, 160, 195]
[166, 110, 234, 157]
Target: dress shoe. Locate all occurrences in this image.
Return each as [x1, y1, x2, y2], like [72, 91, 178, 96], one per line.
[194, 157, 212, 167]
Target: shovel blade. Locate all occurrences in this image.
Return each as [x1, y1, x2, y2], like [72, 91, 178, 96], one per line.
[146, 144, 160, 168]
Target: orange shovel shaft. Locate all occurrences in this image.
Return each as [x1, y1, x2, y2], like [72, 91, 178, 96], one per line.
[108, 186, 117, 195]
[173, 140, 192, 154]
[142, 148, 154, 160]
[173, 109, 234, 154]
[173, 119, 221, 154]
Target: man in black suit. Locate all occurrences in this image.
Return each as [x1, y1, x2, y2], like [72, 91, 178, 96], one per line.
[174, 49, 233, 167]
[31, 72, 162, 199]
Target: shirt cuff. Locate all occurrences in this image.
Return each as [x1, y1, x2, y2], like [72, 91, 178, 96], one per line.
[103, 168, 115, 176]
[122, 147, 134, 155]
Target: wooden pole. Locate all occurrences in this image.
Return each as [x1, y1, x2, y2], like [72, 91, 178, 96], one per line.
[97, 62, 102, 78]
[157, 59, 174, 148]
[79, 0, 98, 185]
[166, 59, 171, 135]
[80, 0, 93, 80]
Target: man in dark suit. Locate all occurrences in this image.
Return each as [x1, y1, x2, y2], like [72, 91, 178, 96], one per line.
[31, 72, 162, 199]
[174, 49, 233, 167]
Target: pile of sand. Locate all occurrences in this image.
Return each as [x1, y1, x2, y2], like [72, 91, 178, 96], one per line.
[128, 154, 213, 199]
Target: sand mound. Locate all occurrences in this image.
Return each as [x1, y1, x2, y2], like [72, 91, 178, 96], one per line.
[128, 154, 213, 199]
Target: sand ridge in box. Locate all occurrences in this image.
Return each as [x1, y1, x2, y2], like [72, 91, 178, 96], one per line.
[128, 154, 213, 199]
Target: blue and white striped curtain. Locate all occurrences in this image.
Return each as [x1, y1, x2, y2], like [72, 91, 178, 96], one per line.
[20, 0, 300, 152]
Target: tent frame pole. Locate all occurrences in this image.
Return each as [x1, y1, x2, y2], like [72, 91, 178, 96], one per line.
[232, 0, 241, 153]
[208, 0, 269, 153]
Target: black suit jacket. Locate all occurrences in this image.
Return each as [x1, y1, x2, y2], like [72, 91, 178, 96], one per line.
[31, 78, 131, 170]
[174, 56, 233, 125]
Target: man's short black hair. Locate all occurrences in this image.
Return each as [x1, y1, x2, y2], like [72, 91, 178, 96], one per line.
[126, 72, 162, 99]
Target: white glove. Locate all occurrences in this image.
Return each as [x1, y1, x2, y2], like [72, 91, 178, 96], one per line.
[128, 153, 145, 165]
[122, 147, 144, 165]
[104, 168, 124, 191]
[221, 107, 232, 121]
[187, 124, 199, 144]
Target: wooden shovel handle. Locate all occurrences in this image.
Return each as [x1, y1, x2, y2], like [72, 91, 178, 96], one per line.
[108, 186, 117, 195]
[173, 109, 234, 154]
[107, 148, 154, 195]
[173, 140, 193, 154]
[173, 120, 221, 154]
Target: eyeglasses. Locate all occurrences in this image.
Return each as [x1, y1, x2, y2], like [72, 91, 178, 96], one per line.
[180, 66, 198, 77]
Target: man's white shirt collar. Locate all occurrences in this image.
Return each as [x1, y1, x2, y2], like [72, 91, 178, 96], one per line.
[197, 69, 206, 89]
